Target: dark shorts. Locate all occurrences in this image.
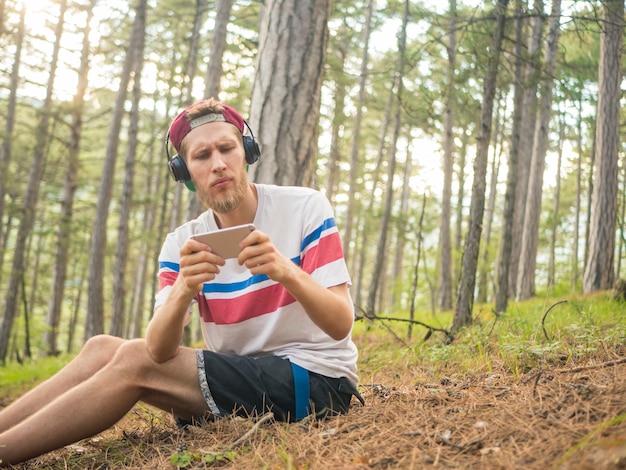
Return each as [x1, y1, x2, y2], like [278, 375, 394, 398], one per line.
[179, 349, 363, 427]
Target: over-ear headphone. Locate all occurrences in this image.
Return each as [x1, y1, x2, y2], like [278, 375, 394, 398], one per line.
[165, 120, 260, 191]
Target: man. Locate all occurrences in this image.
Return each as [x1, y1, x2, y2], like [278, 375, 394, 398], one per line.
[0, 99, 362, 466]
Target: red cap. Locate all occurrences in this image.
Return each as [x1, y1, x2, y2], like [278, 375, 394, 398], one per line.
[168, 100, 245, 153]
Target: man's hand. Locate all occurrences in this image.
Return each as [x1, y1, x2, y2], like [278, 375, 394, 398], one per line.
[178, 238, 227, 295]
[237, 229, 296, 283]
[237, 229, 354, 340]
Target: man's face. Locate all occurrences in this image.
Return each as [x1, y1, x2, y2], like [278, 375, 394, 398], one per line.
[181, 121, 249, 214]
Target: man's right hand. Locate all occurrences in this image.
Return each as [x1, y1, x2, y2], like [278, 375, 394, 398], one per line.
[177, 238, 226, 296]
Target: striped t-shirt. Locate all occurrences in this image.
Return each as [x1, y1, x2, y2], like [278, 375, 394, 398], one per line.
[155, 184, 358, 385]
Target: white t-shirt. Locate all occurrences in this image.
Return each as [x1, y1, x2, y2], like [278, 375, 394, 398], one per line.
[155, 184, 359, 384]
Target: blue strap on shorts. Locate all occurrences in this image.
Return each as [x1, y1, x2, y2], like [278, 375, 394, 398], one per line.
[291, 362, 311, 420]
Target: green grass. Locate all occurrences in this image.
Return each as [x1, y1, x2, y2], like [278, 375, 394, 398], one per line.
[0, 354, 70, 400]
[354, 291, 626, 381]
[2, 292, 625, 402]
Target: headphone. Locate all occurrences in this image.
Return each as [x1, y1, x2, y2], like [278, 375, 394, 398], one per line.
[165, 120, 261, 191]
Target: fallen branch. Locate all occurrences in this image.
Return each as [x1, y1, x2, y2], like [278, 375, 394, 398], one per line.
[354, 305, 452, 341]
[557, 357, 626, 374]
[227, 412, 274, 449]
[541, 300, 568, 341]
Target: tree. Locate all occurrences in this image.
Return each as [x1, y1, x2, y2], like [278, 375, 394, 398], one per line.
[0, 0, 68, 362]
[509, 0, 544, 297]
[343, 0, 375, 263]
[516, 0, 561, 300]
[0, 3, 24, 276]
[110, 0, 147, 338]
[453, 0, 509, 333]
[365, 0, 409, 319]
[438, 0, 457, 312]
[248, 0, 332, 187]
[44, 0, 96, 355]
[583, 0, 624, 292]
[495, 0, 524, 313]
[85, 0, 148, 340]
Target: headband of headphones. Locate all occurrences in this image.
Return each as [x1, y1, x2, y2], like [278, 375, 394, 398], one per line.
[165, 100, 260, 191]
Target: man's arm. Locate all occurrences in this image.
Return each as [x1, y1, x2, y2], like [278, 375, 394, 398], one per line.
[238, 230, 354, 340]
[145, 239, 225, 362]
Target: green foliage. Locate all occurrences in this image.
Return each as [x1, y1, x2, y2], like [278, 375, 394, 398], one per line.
[355, 292, 626, 383]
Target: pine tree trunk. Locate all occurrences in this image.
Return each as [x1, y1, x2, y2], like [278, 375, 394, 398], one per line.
[452, 0, 509, 334]
[342, 0, 374, 263]
[583, 0, 624, 292]
[509, 0, 544, 297]
[365, 0, 409, 318]
[85, 0, 147, 340]
[438, 0, 457, 312]
[0, 0, 68, 362]
[44, 0, 95, 355]
[111, 2, 146, 338]
[516, 0, 561, 300]
[248, 0, 331, 187]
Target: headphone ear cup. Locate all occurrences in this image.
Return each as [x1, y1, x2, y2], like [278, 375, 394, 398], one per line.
[168, 155, 191, 183]
[243, 135, 261, 165]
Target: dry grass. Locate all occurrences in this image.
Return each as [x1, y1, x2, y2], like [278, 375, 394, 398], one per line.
[11, 331, 626, 470]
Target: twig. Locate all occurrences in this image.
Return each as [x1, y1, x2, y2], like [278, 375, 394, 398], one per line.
[355, 307, 451, 338]
[541, 300, 568, 341]
[227, 412, 274, 449]
[556, 357, 626, 374]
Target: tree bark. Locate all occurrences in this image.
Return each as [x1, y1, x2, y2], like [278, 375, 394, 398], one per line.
[509, 0, 544, 297]
[438, 0, 457, 312]
[44, 0, 96, 355]
[248, 0, 331, 187]
[495, 0, 524, 313]
[85, 0, 147, 340]
[583, 0, 624, 292]
[342, 0, 374, 263]
[516, 0, 561, 300]
[365, 0, 409, 318]
[0, 0, 68, 362]
[453, 0, 509, 333]
[110, 1, 146, 338]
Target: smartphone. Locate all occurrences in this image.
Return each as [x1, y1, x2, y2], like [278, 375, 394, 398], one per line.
[190, 224, 256, 258]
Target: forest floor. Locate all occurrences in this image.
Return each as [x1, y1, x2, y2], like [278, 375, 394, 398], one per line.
[6, 332, 626, 469]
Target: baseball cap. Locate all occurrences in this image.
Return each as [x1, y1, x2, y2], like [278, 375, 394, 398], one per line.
[168, 99, 245, 153]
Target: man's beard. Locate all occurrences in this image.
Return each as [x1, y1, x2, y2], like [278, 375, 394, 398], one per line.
[199, 176, 248, 214]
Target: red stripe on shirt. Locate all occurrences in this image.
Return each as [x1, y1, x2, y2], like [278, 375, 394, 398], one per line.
[198, 283, 296, 325]
[158, 271, 178, 290]
[301, 231, 344, 274]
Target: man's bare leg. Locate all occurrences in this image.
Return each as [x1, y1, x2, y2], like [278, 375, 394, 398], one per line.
[0, 335, 125, 433]
[0, 338, 208, 466]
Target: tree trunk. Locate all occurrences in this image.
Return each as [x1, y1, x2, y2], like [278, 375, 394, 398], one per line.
[85, 0, 147, 340]
[0, 0, 68, 362]
[184, 0, 210, 222]
[365, 0, 409, 318]
[583, 0, 624, 292]
[110, 2, 146, 337]
[438, 0, 457, 312]
[548, 109, 565, 288]
[571, 87, 584, 290]
[204, 0, 233, 99]
[495, 0, 524, 313]
[342, 0, 374, 263]
[248, 0, 331, 187]
[516, 0, 561, 300]
[478, 95, 504, 303]
[44, 0, 95, 355]
[452, 0, 509, 334]
[0, 4, 24, 278]
[509, 0, 544, 297]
